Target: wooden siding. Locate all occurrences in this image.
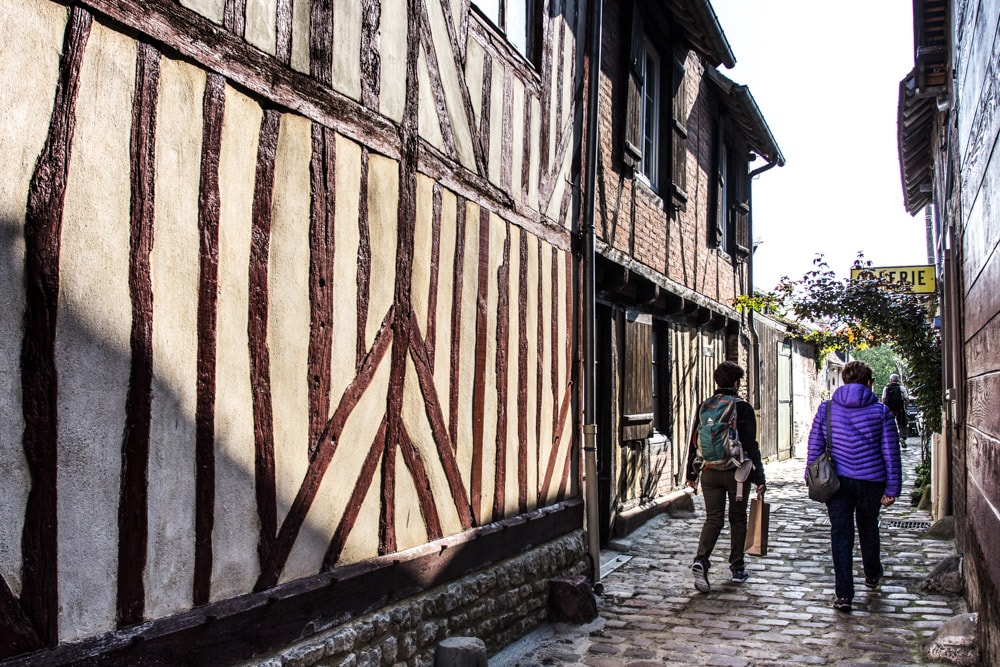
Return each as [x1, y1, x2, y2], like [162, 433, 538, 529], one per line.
[0, 0, 584, 657]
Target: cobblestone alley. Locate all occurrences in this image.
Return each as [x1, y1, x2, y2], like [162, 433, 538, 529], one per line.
[495, 437, 964, 666]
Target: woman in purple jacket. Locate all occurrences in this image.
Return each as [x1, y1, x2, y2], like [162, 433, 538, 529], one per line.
[806, 361, 902, 613]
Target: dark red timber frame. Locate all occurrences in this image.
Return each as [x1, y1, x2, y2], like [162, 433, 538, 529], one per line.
[1, 0, 584, 662]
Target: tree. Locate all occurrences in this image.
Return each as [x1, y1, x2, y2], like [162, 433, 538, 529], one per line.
[738, 255, 941, 435]
[852, 345, 899, 396]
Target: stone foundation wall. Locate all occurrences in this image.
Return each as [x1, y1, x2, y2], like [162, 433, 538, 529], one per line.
[248, 531, 589, 667]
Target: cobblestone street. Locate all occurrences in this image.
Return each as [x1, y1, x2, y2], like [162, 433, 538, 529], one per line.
[494, 438, 964, 666]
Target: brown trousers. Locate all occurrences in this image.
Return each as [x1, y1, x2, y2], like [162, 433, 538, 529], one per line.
[695, 466, 749, 571]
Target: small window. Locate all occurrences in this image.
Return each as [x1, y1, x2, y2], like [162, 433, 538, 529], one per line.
[472, 0, 537, 61]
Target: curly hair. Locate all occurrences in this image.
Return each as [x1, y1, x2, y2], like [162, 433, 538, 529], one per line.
[713, 361, 745, 389]
[842, 360, 873, 386]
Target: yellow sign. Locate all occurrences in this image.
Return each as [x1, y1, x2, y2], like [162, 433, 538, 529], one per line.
[850, 265, 936, 294]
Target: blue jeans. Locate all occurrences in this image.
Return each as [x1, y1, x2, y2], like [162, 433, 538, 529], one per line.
[827, 476, 884, 600]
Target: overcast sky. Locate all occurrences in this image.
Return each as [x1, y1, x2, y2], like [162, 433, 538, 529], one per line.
[708, 0, 931, 291]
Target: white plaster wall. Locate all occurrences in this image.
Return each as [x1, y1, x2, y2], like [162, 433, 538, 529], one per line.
[329, 135, 361, 404]
[424, 0, 476, 171]
[56, 21, 135, 640]
[365, 154, 399, 347]
[510, 79, 525, 200]
[432, 189, 457, 425]
[211, 84, 263, 602]
[455, 201, 479, 491]
[524, 233, 539, 509]
[503, 230, 519, 516]
[0, 0, 66, 597]
[146, 54, 204, 619]
[331, 0, 362, 101]
[486, 65, 504, 186]
[418, 52, 447, 153]
[269, 113, 312, 535]
[463, 40, 485, 131]
[527, 97, 541, 210]
[291, 0, 311, 73]
[411, 174, 434, 335]
[537, 245, 554, 499]
[178, 0, 225, 25]
[245, 0, 278, 56]
[379, 0, 408, 122]
[481, 213, 503, 522]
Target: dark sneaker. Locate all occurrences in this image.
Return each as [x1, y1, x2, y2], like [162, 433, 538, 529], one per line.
[692, 561, 710, 593]
[865, 566, 884, 589]
[833, 598, 852, 612]
[731, 569, 749, 583]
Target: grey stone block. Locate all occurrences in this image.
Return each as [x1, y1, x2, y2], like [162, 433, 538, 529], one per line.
[923, 613, 980, 666]
[434, 636, 488, 667]
[919, 555, 964, 595]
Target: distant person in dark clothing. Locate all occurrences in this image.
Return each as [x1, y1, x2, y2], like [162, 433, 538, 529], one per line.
[807, 361, 902, 613]
[881, 373, 909, 449]
[685, 361, 766, 594]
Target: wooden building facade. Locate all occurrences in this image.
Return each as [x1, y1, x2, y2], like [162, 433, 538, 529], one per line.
[0, 0, 588, 662]
[589, 0, 784, 540]
[897, 0, 1000, 661]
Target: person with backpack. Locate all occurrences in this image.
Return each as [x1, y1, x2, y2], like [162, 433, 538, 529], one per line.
[685, 361, 766, 593]
[806, 361, 902, 613]
[881, 373, 909, 449]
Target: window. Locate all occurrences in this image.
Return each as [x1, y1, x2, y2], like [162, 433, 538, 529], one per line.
[711, 127, 752, 258]
[639, 41, 661, 187]
[623, 6, 688, 208]
[714, 136, 729, 252]
[472, 0, 537, 61]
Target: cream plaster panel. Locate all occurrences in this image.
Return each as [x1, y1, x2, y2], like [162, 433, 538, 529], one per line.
[332, 0, 362, 101]
[424, 0, 475, 170]
[510, 79, 525, 201]
[56, 23, 134, 640]
[330, 135, 361, 404]
[324, 356, 393, 566]
[527, 97, 541, 210]
[291, 0, 310, 73]
[269, 113, 313, 529]
[411, 174, 434, 334]
[212, 85, 263, 602]
[365, 154, 399, 348]
[503, 233, 519, 516]
[431, 189, 457, 421]
[378, 0, 408, 123]
[145, 55, 203, 619]
[524, 234, 539, 509]
[537, 245, 553, 501]
[245, 0, 278, 56]
[179, 0, 225, 25]
[546, 157, 568, 222]
[393, 444, 430, 552]
[418, 51, 446, 153]
[481, 213, 503, 522]
[0, 0, 66, 596]
[281, 355, 392, 581]
[455, 202, 479, 490]
[486, 65, 504, 186]
[402, 354, 463, 539]
[463, 40, 485, 128]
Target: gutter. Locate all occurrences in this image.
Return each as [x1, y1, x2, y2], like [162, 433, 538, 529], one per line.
[746, 158, 779, 409]
[581, 0, 602, 588]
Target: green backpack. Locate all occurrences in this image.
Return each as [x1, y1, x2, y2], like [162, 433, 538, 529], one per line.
[694, 394, 744, 470]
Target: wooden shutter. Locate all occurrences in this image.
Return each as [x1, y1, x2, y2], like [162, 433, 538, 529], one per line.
[670, 56, 688, 209]
[623, 3, 644, 168]
[709, 121, 725, 248]
[622, 316, 653, 441]
[733, 159, 751, 257]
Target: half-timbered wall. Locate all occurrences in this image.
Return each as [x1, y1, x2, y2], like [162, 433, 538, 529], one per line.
[0, 0, 585, 660]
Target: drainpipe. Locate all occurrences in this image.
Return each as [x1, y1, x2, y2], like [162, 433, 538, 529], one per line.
[582, 0, 603, 587]
[746, 158, 778, 409]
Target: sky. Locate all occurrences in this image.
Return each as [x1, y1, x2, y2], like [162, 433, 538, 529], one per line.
[707, 0, 931, 291]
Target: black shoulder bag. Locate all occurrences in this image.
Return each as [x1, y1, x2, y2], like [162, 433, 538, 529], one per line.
[806, 401, 841, 502]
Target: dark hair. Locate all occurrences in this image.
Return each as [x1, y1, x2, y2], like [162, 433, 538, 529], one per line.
[842, 360, 873, 386]
[714, 361, 744, 389]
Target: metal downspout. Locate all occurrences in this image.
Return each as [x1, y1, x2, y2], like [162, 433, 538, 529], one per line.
[582, 0, 602, 587]
[746, 158, 778, 408]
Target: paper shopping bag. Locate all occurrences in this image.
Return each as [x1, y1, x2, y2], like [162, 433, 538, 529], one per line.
[745, 494, 769, 556]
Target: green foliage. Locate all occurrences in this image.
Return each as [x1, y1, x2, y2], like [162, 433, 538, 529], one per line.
[737, 254, 942, 434]
[852, 346, 898, 395]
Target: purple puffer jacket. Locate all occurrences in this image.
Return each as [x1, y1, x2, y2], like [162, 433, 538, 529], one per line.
[805, 383, 902, 498]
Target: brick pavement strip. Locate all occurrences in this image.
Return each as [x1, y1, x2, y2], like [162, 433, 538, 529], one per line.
[492, 440, 966, 666]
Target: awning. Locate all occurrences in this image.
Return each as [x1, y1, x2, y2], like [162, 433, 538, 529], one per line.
[705, 67, 785, 166]
[897, 70, 936, 214]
